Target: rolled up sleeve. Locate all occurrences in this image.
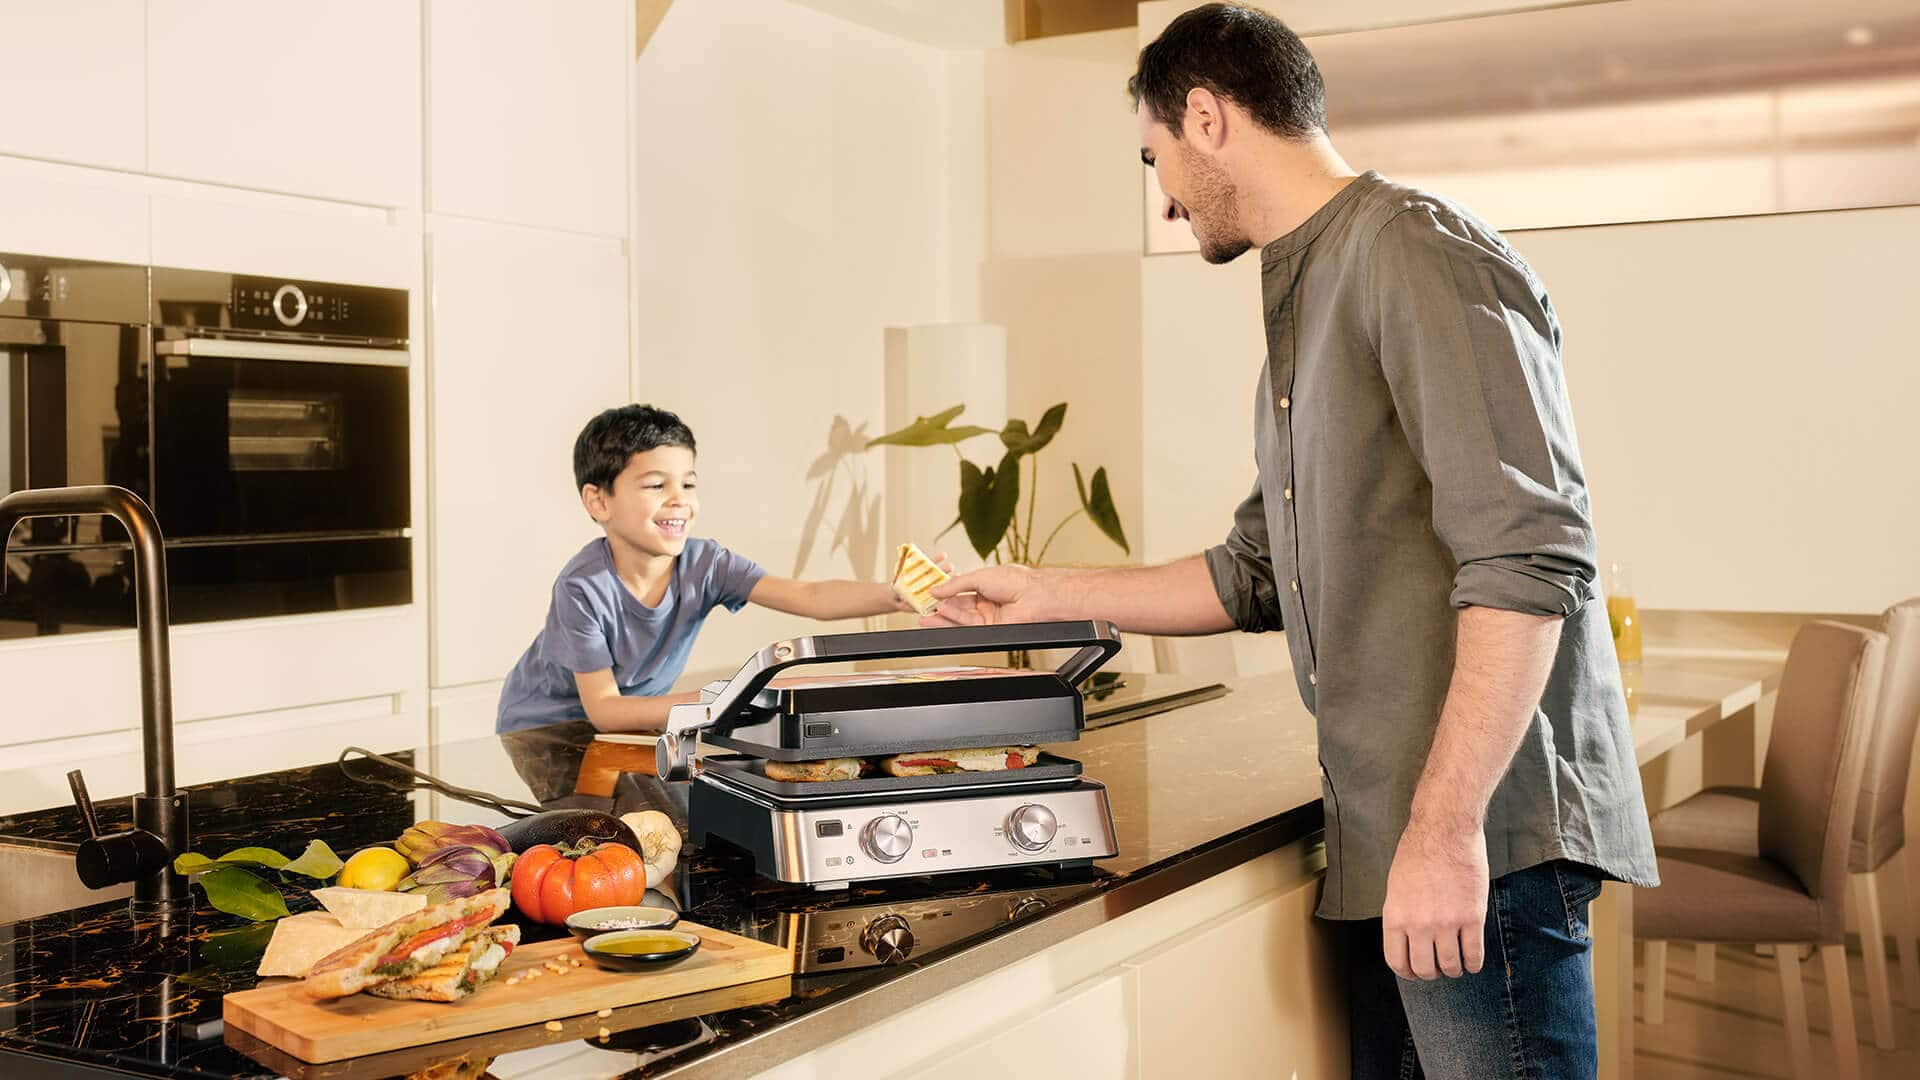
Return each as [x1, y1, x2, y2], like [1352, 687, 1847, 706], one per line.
[1204, 479, 1285, 633]
[1370, 208, 1598, 617]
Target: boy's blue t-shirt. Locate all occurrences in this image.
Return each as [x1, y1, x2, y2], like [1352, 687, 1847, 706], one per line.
[496, 537, 766, 733]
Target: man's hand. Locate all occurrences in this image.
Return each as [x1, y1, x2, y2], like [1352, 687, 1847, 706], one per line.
[919, 564, 1056, 627]
[1380, 820, 1490, 980]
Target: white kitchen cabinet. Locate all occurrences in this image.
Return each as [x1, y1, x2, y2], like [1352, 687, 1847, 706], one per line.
[909, 972, 1139, 1079]
[1132, 875, 1348, 1078]
[0, 157, 149, 265]
[146, 0, 421, 206]
[426, 215, 628, 689]
[0, 1, 146, 171]
[426, 0, 628, 236]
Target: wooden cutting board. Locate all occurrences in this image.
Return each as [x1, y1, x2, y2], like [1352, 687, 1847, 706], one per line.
[223, 922, 792, 1064]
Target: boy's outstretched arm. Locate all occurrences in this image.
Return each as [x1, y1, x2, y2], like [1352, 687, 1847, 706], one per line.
[748, 576, 909, 620]
[572, 668, 702, 733]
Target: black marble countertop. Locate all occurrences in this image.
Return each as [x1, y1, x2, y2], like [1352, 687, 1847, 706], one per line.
[0, 672, 1323, 1079]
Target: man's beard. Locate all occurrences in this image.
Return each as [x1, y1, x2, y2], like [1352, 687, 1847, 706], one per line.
[1180, 145, 1250, 264]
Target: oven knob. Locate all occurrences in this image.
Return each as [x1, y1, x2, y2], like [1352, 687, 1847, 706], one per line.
[861, 914, 915, 964]
[860, 813, 913, 864]
[272, 283, 308, 327]
[1006, 804, 1058, 852]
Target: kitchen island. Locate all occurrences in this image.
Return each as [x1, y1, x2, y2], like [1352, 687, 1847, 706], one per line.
[0, 672, 1336, 1079]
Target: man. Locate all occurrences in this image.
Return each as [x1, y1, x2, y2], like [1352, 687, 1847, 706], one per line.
[925, 5, 1656, 1076]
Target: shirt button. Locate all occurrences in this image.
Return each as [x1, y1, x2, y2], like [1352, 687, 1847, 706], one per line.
[1309, 673, 1317, 686]
[1284, 487, 1293, 501]
[1279, 396, 1292, 410]
[1289, 579, 1299, 592]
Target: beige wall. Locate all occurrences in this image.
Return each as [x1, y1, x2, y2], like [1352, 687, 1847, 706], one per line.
[631, 0, 977, 673]
[980, 29, 1145, 568]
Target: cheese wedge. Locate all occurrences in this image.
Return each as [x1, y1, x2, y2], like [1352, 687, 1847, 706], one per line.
[892, 542, 948, 615]
[257, 911, 371, 978]
[312, 886, 428, 929]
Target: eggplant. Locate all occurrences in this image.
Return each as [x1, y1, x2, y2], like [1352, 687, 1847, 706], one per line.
[498, 809, 640, 854]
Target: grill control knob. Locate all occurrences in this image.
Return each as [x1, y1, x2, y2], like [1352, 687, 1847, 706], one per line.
[1006, 804, 1058, 852]
[861, 813, 913, 864]
[0, 264, 11, 304]
[861, 914, 915, 964]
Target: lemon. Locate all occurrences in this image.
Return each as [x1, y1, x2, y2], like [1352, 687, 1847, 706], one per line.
[338, 847, 411, 892]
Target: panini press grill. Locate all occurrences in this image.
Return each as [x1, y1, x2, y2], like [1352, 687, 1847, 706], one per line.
[650, 622, 1124, 889]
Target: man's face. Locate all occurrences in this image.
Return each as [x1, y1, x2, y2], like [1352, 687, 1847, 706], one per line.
[1140, 107, 1250, 265]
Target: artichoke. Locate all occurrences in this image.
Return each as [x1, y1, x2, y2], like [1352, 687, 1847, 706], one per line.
[396, 844, 507, 904]
[394, 821, 512, 869]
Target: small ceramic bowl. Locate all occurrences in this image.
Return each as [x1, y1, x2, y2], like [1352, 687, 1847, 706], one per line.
[581, 928, 702, 971]
[565, 905, 680, 940]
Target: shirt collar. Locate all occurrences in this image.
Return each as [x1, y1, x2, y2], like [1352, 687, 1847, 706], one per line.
[1259, 170, 1381, 267]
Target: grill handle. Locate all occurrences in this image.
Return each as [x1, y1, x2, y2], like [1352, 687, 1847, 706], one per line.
[650, 621, 1122, 781]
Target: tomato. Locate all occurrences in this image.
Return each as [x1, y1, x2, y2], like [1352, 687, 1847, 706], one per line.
[509, 841, 648, 925]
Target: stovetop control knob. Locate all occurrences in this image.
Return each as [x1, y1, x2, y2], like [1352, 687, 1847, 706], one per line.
[1011, 897, 1050, 920]
[1007, 803, 1058, 852]
[860, 813, 913, 864]
[862, 914, 915, 964]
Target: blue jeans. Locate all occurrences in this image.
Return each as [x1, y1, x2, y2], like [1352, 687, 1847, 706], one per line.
[1348, 859, 1605, 1080]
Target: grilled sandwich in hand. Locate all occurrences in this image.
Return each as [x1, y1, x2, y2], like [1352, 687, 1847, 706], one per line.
[305, 888, 512, 1000]
[892, 543, 949, 616]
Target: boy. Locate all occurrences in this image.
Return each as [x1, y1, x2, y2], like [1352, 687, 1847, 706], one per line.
[497, 404, 938, 734]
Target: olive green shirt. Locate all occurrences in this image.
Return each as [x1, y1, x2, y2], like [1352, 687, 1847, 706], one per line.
[1204, 171, 1659, 919]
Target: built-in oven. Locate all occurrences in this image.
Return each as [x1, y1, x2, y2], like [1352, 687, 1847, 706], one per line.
[1, 253, 413, 638]
[148, 268, 411, 626]
[0, 253, 151, 636]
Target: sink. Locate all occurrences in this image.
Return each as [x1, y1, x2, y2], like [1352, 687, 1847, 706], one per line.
[0, 844, 133, 923]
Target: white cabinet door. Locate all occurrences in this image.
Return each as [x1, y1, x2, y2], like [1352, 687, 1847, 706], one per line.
[147, 0, 421, 206]
[427, 216, 628, 689]
[0, 1, 145, 171]
[426, 0, 628, 236]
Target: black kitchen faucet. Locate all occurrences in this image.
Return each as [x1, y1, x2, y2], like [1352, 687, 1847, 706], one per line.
[0, 484, 190, 917]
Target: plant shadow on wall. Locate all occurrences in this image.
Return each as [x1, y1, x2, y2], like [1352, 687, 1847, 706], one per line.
[793, 416, 883, 580]
[867, 403, 1128, 567]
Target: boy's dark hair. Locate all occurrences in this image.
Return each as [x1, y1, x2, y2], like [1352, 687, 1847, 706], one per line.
[1128, 3, 1326, 140]
[573, 404, 697, 492]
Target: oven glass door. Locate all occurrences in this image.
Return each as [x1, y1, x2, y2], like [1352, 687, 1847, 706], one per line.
[150, 340, 408, 539]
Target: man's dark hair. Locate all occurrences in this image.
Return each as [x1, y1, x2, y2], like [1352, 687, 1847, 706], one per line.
[573, 404, 696, 492]
[1128, 3, 1327, 140]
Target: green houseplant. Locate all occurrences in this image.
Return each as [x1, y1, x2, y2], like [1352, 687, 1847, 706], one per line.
[867, 403, 1128, 566]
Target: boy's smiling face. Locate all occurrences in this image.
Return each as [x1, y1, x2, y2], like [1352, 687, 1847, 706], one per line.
[583, 446, 698, 559]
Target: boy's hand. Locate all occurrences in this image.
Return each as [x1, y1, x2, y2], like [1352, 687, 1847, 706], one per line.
[918, 564, 1056, 626]
[889, 550, 955, 612]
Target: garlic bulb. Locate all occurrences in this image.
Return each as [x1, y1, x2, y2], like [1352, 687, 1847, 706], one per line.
[621, 810, 682, 887]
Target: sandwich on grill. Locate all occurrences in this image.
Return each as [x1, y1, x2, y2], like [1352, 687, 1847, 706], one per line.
[878, 745, 1040, 776]
[305, 888, 512, 1000]
[763, 756, 867, 782]
[892, 543, 949, 615]
[366, 925, 520, 1002]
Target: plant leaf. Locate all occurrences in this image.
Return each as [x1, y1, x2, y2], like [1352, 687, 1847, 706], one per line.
[1077, 465, 1130, 556]
[1000, 403, 1067, 457]
[281, 840, 344, 881]
[175, 846, 291, 876]
[196, 866, 291, 922]
[957, 454, 1021, 560]
[866, 405, 995, 448]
